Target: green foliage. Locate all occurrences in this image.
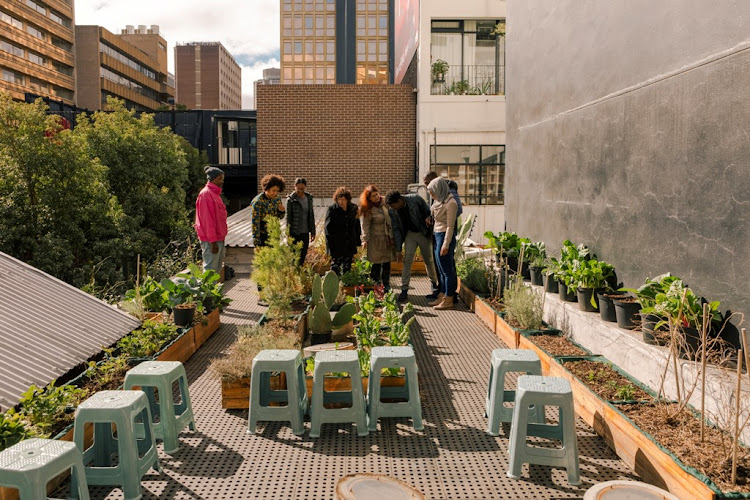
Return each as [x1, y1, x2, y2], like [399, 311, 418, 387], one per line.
[567, 258, 615, 305]
[178, 136, 210, 214]
[555, 240, 592, 293]
[456, 257, 490, 295]
[614, 384, 637, 401]
[116, 320, 179, 358]
[454, 213, 476, 261]
[341, 258, 374, 286]
[18, 381, 88, 437]
[503, 281, 543, 330]
[630, 276, 720, 330]
[210, 323, 299, 381]
[526, 242, 547, 268]
[125, 276, 169, 312]
[483, 231, 531, 260]
[85, 349, 129, 391]
[251, 216, 304, 318]
[0, 409, 31, 451]
[309, 271, 356, 333]
[431, 59, 449, 79]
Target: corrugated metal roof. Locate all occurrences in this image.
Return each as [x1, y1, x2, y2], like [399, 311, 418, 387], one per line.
[0, 252, 141, 411]
[225, 205, 328, 248]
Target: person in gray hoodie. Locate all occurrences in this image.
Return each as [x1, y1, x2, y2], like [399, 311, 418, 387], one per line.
[286, 177, 316, 266]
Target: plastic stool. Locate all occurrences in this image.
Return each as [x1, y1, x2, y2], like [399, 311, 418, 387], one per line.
[507, 375, 580, 485]
[486, 349, 544, 435]
[0, 438, 90, 499]
[124, 361, 196, 454]
[368, 346, 423, 431]
[309, 350, 368, 438]
[74, 390, 161, 500]
[248, 349, 308, 436]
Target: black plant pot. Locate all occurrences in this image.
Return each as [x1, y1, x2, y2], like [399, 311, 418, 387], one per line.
[506, 256, 519, 274]
[641, 313, 669, 345]
[614, 299, 641, 330]
[558, 284, 578, 302]
[202, 295, 214, 313]
[597, 292, 624, 323]
[173, 305, 196, 327]
[529, 267, 544, 286]
[543, 274, 558, 294]
[678, 327, 701, 360]
[311, 332, 331, 345]
[521, 262, 531, 280]
[576, 288, 599, 312]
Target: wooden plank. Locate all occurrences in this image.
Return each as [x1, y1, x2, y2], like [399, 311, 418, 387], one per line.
[195, 308, 221, 348]
[157, 329, 197, 363]
[457, 279, 476, 312]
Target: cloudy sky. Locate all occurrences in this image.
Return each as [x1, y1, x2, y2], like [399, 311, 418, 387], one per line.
[75, 0, 280, 109]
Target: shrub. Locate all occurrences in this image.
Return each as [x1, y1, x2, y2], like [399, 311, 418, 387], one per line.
[504, 282, 543, 330]
[18, 381, 88, 437]
[210, 324, 299, 381]
[456, 257, 490, 295]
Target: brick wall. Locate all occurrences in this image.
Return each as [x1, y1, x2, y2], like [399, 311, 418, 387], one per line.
[256, 85, 416, 203]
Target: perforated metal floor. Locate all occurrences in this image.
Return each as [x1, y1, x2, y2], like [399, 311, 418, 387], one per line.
[79, 275, 638, 499]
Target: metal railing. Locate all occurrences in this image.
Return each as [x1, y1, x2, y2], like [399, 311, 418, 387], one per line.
[431, 64, 505, 95]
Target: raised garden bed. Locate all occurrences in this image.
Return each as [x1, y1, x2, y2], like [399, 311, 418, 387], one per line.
[390, 261, 427, 275]
[194, 308, 221, 348]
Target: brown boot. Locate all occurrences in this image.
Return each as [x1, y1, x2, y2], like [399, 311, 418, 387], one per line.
[434, 295, 454, 310]
[428, 293, 445, 306]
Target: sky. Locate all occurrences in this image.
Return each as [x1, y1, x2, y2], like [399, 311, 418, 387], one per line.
[75, 0, 280, 109]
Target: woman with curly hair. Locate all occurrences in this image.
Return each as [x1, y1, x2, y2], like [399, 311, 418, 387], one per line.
[250, 174, 286, 303]
[359, 184, 395, 289]
[324, 187, 360, 275]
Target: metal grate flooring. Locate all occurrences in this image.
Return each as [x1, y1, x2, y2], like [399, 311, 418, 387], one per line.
[78, 275, 638, 499]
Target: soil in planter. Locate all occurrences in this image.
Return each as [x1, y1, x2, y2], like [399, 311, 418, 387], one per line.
[563, 360, 650, 401]
[485, 297, 505, 313]
[619, 403, 750, 493]
[530, 334, 588, 357]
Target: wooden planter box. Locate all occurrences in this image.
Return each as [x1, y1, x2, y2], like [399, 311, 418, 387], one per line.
[156, 327, 197, 363]
[221, 375, 406, 410]
[342, 285, 376, 297]
[457, 278, 477, 312]
[194, 308, 221, 349]
[474, 297, 499, 338]
[390, 261, 427, 275]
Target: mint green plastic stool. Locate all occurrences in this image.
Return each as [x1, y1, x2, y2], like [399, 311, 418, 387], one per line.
[309, 350, 368, 438]
[124, 361, 196, 454]
[486, 349, 544, 436]
[0, 438, 90, 499]
[367, 346, 423, 432]
[248, 349, 308, 436]
[74, 390, 161, 500]
[507, 376, 580, 485]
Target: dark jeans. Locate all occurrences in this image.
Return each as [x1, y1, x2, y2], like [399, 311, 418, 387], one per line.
[371, 262, 391, 289]
[254, 238, 267, 292]
[331, 255, 353, 275]
[290, 232, 310, 267]
[434, 232, 457, 297]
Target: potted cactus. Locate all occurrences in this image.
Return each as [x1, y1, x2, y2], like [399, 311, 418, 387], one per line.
[309, 271, 357, 344]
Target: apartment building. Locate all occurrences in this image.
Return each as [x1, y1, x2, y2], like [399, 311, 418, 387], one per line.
[0, 0, 75, 105]
[174, 42, 242, 110]
[75, 24, 173, 111]
[252, 67, 279, 109]
[280, 0, 393, 84]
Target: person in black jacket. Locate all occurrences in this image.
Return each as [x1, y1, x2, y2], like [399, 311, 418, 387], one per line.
[286, 177, 316, 266]
[325, 187, 361, 275]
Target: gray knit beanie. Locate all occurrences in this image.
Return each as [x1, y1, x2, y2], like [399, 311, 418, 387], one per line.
[205, 165, 224, 181]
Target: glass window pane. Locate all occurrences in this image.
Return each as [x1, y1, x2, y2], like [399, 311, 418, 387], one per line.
[283, 67, 292, 80]
[326, 66, 334, 80]
[294, 67, 302, 80]
[379, 15, 388, 36]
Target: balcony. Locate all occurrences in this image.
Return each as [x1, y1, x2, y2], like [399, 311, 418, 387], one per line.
[431, 64, 505, 96]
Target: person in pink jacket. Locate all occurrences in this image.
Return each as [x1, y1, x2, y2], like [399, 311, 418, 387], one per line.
[195, 166, 228, 273]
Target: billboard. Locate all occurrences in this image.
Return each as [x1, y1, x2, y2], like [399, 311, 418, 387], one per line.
[394, 0, 419, 84]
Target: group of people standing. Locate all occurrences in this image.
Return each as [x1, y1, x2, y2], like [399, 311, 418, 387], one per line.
[194, 166, 462, 310]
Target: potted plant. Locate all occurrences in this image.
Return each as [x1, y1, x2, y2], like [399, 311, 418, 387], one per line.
[526, 242, 547, 286]
[341, 257, 375, 295]
[622, 273, 678, 343]
[431, 59, 449, 83]
[574, 259, 615, 312]
[543, 257, 560, 294]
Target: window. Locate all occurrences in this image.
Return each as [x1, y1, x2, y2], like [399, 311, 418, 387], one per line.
[28, 51, 47, 66]
[430, 145, 505, 205]
[1, 67, 24, 85]
[100, 42, 156, 80]
[51, 36, 72, 52]
[52, 86, 73, 100]
[28, 76, 49, 93]
[1, 39, 24, 57]
[431, 20, 505, 95]
[26, 0, 46, 15]
[53, 61, 73, 76]
[48, 10, 72, 29]
[1, 11, 23, 29]
[27, 24, 45, 40]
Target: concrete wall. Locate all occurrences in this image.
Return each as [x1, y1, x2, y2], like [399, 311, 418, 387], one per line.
[506, 0, 750, 321]
[417, 0, 507, 244]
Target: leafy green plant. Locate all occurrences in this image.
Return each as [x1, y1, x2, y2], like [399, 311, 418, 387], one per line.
[568, 258, 615, 306]
[456, 257, 490, 295]
[176, 263, 231, 311]
[116, 320, 179, 358]
[18, 381, 88, 437]
[614, 384, 637, 401]
[341, 257, 375, 287]
[85, 349, 130, 391]
[554, 240, 592, 293]
[159, 278, 194, 310]
[445, 79, 471, 95]
[0, 409, 31, 451]
[526, 242, 547, 268]
[454, 213, 476, 262]
[431, 59, 449, 81]
[124, 276, 169, 313]
[384, 301, 414, 346]
[251, 216, 304, 319]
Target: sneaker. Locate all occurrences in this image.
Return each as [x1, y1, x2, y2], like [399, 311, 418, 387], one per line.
[257, 299, 268, 307]
[398, 290, 409, 302]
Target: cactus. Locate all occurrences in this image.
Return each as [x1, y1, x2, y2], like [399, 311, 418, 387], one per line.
[309, 271, 356, 335]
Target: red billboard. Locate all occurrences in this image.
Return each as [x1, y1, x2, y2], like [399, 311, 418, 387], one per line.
[394, 0, 419, 84]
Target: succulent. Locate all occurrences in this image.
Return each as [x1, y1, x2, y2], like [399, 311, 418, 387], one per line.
[310, 271, 356, 335]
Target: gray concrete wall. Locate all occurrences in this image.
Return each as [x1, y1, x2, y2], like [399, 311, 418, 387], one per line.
[506, 0, 750, 324]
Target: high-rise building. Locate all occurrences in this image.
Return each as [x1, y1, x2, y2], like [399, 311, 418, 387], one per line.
[280, 0, 393, 84]
[75, 25, 173, 111]
[174, 42, 242, 110]
[0, 0, 76, 104]
[252, 68, 279, 109]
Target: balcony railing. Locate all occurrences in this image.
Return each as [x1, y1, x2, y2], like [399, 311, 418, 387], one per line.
[431, 64, 505, 96]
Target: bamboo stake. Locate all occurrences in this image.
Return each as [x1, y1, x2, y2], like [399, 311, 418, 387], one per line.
[732, 348, 743, 484]
[700, 302, 709, 442]
[743, 328, 750, 387]
[669, 316, 682, 403]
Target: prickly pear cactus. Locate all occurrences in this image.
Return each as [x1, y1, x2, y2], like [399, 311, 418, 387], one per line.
[322, 271, 339, 309]
[310, 303, 332, 334]
[331, 302, 356, 329]
[311, 273, 322, 307]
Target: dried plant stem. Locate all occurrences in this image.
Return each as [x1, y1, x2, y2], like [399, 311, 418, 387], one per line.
[733, 348, 743, 484]
[701, 302, 709, 442]
[669, 316, 682, 404]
